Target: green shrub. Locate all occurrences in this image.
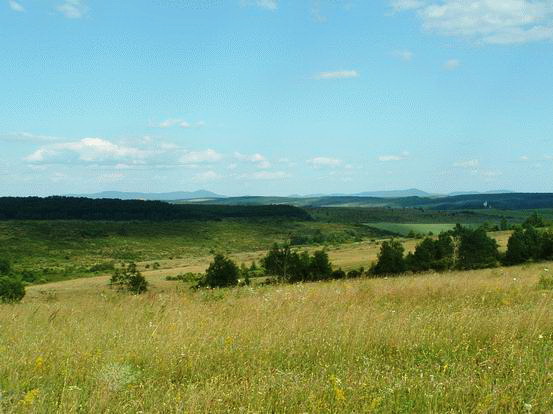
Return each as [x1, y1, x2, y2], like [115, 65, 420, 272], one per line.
[198, 254, 239, 288]
[110, 262, 148, 294]
[0, 276, 25, 303]
[331, 269, 346, 279]
[89, 261, 116, 273]
[166, 272, 202, 283]
[0, 258, 11, 275]
[524, 212, 545, 228]
[457, 228, 499, 270]
[21, 271, 38, 283]
[406, 234, 454, 272]
[370, 240, 406, 276]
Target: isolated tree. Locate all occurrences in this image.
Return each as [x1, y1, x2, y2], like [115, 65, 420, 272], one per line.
[457, 228, 499, 270]
[0, 276, 25, 303]
[110, 262, 148, 294]
[201, 254, 239, 288]
[371, 240, 406, 276]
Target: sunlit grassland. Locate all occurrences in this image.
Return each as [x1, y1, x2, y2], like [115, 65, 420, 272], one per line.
[364, 222, 462, 236]
[0, 219, 375, 283]
[2, 253, 553, 412]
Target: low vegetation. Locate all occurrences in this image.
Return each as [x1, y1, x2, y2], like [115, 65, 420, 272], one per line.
[2, 262, 553, 412]
[109, 262, 148, 294]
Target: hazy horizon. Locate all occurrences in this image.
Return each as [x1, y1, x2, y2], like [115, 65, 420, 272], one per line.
[2, 0, 553, 196]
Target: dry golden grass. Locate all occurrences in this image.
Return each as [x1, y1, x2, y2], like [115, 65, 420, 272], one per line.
[2, 252, 553, 413]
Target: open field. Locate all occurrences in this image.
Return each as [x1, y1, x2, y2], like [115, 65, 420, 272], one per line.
[2, 259, 553, 412]
[0, 219, 378, 283]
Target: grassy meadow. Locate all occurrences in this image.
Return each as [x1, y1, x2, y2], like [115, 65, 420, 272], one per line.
[363, 222, 460, 236]
[0, 219, 376, 283]
[1, 260, 553, 412]
[0, 210, 539, 413]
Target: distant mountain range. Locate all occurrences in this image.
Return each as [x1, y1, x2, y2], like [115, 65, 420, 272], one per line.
[65, 188, 516, 203]
[66, 190, 225, 201]
[181, 192, 553, 210]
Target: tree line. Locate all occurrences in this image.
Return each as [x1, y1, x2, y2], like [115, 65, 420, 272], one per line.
[0, 197, 312, 221]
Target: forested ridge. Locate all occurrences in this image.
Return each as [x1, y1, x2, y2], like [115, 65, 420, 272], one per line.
[0, 197, 312, 221]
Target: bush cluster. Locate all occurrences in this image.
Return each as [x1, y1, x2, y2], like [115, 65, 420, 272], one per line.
[504, 225, 553, 265]
[370, 225, 500, 276]
[261, 244, 334, 283]
[110, 262, 148, 294]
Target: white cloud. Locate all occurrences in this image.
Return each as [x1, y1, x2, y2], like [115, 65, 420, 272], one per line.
[378, 151, 409, 162]
[8, 0, 24, 12]
[391, 0, 553, 44]
[56, 0, 87, 19]
[156, 118, 202, 128]
[180, 149, 222, 164]
[25, 138, 149, 164]
[192, 170, 222, 182]
[246, 171, 290, 180]
[234, 152, 271, 168]
[454, 159, 480, 168]
[444, 59, 461, 70]
[307, 157, 342, 167]
[315, 70, 359, 80]
[392, 49, 414, 61]
[520, 155, 530, 161]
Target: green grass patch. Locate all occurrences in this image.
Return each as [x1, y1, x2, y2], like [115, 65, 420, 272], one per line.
[364, 222, 464, 236]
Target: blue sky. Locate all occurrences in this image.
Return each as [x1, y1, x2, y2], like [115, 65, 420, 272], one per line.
[1, 0, 553, 196]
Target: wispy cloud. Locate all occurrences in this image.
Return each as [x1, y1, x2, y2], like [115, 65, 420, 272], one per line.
[180, 149, 223, 164]
[307, 157, 342, 167]
[392, 49, 414, 61]
[444, 59, 461, 70]
[56, 0, 87, 19]
[315, 70, 359, 80]
[8, 0, 24, 12]
[242, 0, 278, 11]
[154, 118, 205, 129]
[378, 151, 409, 162]
[234, 152, 271, 169]
[454, 159, 479, 168]
[390, 0, 553, 45]
[242, 171, 290, 180]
